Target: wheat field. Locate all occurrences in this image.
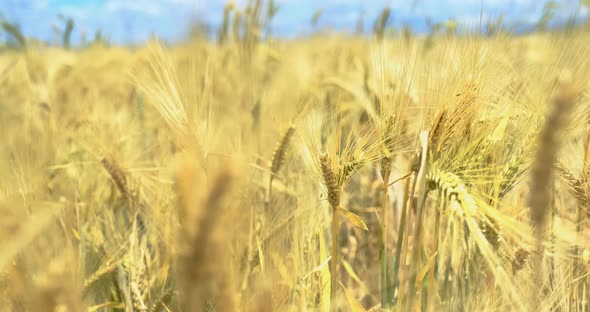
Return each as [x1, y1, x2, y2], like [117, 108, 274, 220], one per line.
[1, 3, 590, 311]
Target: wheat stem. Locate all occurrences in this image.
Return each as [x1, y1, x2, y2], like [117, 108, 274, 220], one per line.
[320, 153, 340, 311]
[407, 131, 429, 311]
[380, 162, 392, 308]
[392, 167, 415, 306]
[528, 79, 577, 308]
[427, 191, 444, 310]
[265, 126, 295, 212]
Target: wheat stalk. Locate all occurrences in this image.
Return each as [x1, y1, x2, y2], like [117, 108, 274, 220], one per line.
[379, 114, 396, 307]
[319, 153, 340, 310]
[320, 153, 340, 209]
[265, 125, 296, 212]
[528, 79, 577, 308]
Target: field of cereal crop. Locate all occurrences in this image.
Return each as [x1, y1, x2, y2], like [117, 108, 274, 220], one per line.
[2, 2, 590, 311]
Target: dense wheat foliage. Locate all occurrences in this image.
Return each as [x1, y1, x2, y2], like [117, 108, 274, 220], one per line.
[2, 3, 590, 311]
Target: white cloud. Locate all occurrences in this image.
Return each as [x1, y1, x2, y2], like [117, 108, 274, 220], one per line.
[31, 0, 50, 10]
[581, 6, 589, 18]
[166, 0, 197, 4]
[105, 0, 163, 16]
[59, 6, 91, 19]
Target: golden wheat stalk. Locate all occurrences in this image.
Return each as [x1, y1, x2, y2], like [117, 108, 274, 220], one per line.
[319, 153, 340, 310]
[177, 165, 237, 311]
[100, 156, 129, 198]
[320, 153, 340, 209]
[426, 167, 526, 309]
[512, 247, 530, 275]
[379, 114, 396, 307]
[555, 163, 590, 207]
[528, 79, 577, 308]
[407, 131, 429, 311]
[270, 126, 296, 175]
[265, 125, 296, 211]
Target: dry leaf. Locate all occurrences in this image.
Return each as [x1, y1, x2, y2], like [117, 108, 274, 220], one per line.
[340, 282, 367, 312]
[338, 207, 368, 231]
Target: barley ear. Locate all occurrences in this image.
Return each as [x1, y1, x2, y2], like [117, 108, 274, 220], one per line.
[320, 153, 340, 209]
[270, 126, 295, 175]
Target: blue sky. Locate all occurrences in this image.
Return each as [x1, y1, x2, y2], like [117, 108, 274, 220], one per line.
[0, 0, 588, 44]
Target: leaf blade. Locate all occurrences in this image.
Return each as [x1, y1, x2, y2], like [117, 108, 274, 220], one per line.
[337, 207, 369, 231]
[340, 282, 367, 312]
